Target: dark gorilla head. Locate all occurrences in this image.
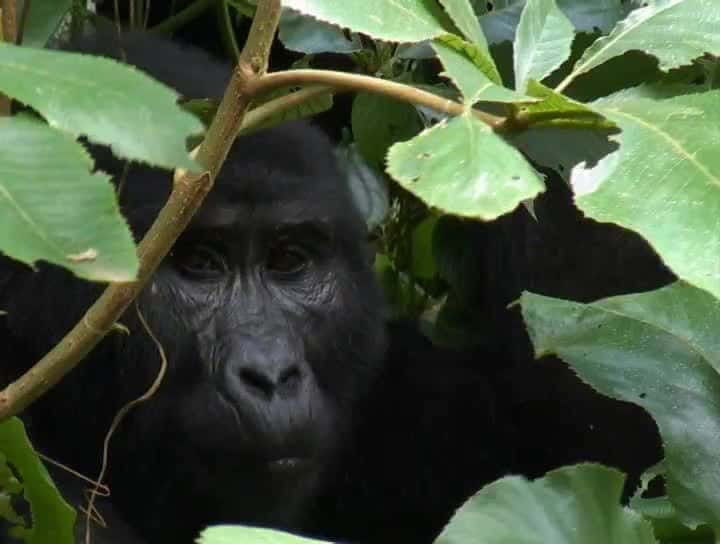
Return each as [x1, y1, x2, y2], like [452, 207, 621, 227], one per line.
[0, 32, 387, 543]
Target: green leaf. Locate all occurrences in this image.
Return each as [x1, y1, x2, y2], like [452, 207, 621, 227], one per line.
[520, 283, 720, 529]
[558, 0, 720, 91]
[0, 417, 76, 544]
[574, 90, 720, 300]
[281, 0, 450, 43]
[351, 92, 423, 171]
[411, 215, 438, 280]
[479, 0, 630, 44]
[387, 113, 544, 220]
[513, 0, 575, 91]
[278, 9, 362, 54]
[0, 43, 202, 170]
[335, 144, 389, 230]
[518, 80, 614, 128]
[438, 0, 490, 50]
[198, 525, 331, 544]
[432, 35, 527, 102]
[0, 116, 137, 281]
[437, 464, 657, 544]
[21, 0, 72, 47]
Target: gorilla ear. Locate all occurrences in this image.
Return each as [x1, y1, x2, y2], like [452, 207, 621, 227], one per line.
[335, 145, 390, 232]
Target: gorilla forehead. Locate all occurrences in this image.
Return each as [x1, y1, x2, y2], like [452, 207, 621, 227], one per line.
[199, 122, 362, 233]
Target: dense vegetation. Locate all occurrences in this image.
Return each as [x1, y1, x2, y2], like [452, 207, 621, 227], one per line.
[1, 0, 719, 542]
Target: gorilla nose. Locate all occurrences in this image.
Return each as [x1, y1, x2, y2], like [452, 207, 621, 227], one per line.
[236, 361, 303, 399]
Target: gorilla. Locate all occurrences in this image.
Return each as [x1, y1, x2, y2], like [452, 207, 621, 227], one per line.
[0, 28, 509, 544]
[1, 28, 385, 542]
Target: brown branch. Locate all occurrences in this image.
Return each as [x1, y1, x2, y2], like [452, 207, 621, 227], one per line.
[246, 70, 505, 129]
[0, 0, 18, 115]
[0, 0, 283, 421]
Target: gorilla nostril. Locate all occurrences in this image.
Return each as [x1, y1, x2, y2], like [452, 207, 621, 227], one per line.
[238, 365, 303, 397]
[239, 368, 276, 396]
[278, 366, 302, 390]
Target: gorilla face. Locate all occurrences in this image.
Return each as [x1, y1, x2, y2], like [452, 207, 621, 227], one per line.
[0, 122, 387, 541]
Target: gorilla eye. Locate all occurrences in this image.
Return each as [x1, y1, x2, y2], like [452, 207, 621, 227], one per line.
[265, 243, 309, 276]
[173, 244, 228, 280]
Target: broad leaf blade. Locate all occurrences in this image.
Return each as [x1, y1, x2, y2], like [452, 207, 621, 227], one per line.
[0, 116, 137, 281]
[0, 43, 202, 170]
[559, 0, 720, 90]
[518, 80, 613, 128]
[521, 283, 720, 529]
[433, 35, 527, 102]
[387, 113, 544, 220]
[281, 0, 449, 42]
[0, 417, 76, 544]
[514, 0, 575, 92]
[437, 464, 657, 543]
[21, 0, 72, 47]
[438, 0, 490, 50]
[278, 10, 362, 54]
[199, 525, 330, 543]
[574, 90, 720, 300]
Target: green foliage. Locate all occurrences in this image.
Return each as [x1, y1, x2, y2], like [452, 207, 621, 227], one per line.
[282, 0, 452, 42]
[432, 35, 519, 100]
[0, 418, 75, 544]
[513, 0, 574, 92]
[0, 43, 202, 170]
[387, 113, 544, 220]
[21, 0, 72, 47]
[521, 283, 720, 529]
[198, 525, 331, 543]
[583, 90, 720, 300]
[437, 464, 657, 543]
[0, 115, 137, 281]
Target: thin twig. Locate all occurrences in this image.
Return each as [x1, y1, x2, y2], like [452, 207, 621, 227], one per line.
[150, 0, 213, 34]
[239, 86, 333, 135]
[247, 70, 505, 129]
[84, 304, 168, 544]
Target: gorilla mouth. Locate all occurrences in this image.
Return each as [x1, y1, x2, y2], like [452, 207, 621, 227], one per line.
[267, 457, 313, 474]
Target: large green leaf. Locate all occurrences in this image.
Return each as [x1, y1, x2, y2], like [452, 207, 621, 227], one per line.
[386, 113, 544, 220]
[479, 0, 629, 44]
[557, 0, 720, 91]
[21, 0, 72, 47]
[351, 93, 423, 171]
[281, 0, 449, 42]
[438, 0, 490, 50]
[0, 417, 76, 544]
[432, 35, 526, 102]
[199, 525, 330, 543]
[437, 464, 656, 543]
[0, 116, 137, 281]
[513, 0, 575, 91]
[573, 90, 720, 300]
[0, 43, 202, 170]
[278, 9, 362, 54]
[520, 283, 720, 529]
[518, 80, 613, 128]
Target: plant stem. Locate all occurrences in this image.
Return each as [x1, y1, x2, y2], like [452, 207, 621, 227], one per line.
[150, 0, 214, 34]
[247, 69, 505, 129]
[0, 0, 18, 115]
[239, 86, 333, 135]
[0, 0, 283, 421]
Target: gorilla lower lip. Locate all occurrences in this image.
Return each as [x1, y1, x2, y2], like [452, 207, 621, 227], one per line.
[268, 457, 311, 473]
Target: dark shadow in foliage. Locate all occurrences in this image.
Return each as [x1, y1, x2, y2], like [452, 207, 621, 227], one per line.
[442, 172, 670, 495]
